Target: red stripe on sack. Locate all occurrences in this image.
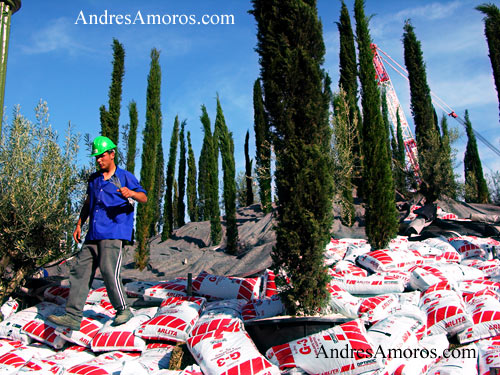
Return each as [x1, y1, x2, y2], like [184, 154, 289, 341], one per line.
[252, 357, 268, 373]
[272, 343, 295, 369]
[157, 315, 187, 330]
[193, 318, 234, 335]
[264, 270, 277, 297]
[23, 321, 59, 343]
[192, 271, 208, 292]
[93, 331, 136, 350]
[188, 330, 215, 348]
[427, 305, 460, 328]
[0, 352, 26, 366]
[238, 358, 252, 374]
[237, 279, 256, 301]
[80, 319, 100, 337]
[67, 364, 109, 375]
[242, 306, 257, 321]
[341, 363, 355, 373]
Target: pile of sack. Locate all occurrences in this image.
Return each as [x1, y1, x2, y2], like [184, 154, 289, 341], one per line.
[0, 233, 500, 374]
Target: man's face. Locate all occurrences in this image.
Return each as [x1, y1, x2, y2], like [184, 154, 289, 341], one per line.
[95, 150, 115, 171]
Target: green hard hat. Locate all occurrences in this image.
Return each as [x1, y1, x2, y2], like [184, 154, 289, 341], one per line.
[91, 136, 117, 157]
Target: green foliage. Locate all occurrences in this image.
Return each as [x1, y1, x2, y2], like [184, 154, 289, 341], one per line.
[187, 132, 198, 222]
[381, 91, 394, 162]
[135, 48, 162, 270]
[393, 109, 407, 194]
[476, 3, 500, 118]
[253, 79, 272, 213]
[151, 141, 164, 236]
[332, 88, 356, 227]
[440, 114, 458, 199]
[355, 0, 398, 249]
[162, 116, 180, 241]
[0, 102, 81, 305]
[100, 39, 125, 160]
[464, 110, 490, 203]
[244, 130, 254, 207]
[177, 121, 187, 227]
[216, 96, 238, 254]
[403, 21, 443, 200]
[251, 0, 334, 315]
[236, 170, 259, 209]
[173, 179, 179, 229]
[125, 100, 139, 174]
[337, 1, 363, 187]
[197, 106, 210, 222]
[198, 106, 221, 244]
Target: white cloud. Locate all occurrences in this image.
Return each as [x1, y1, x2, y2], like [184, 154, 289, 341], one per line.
[428, 73, 497, 109]
[21, 17, 94, 56]
[392, 1, 462, 22]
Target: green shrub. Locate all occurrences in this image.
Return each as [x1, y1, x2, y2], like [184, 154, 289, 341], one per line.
[0, 102, 81, 306]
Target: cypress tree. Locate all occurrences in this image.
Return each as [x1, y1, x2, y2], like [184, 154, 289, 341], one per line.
[162, 116, 179, 241]
[198, 105, 221, 244]
[187, 131, 198, 222]
[198, 106, 210, 222]
[464, 110, 490, 203]
[393, 109, 407, 194]
[173, 179, 179, 229]
[135, 48, 162, 270]
[354, 0, 398, 249]
[100, 38, 125, 149]
[440, 114, 457, 199]
[150, 141, 164, 236]
[403, 20, 444, 200]
[244, 130, 254, 207]
[381, 91, 393, 161]
[476, 3, 500, 118]
[332, 88, 356, 227]
[208, 110, 222, 246]
[337, 0, 363, 189]
[216, 96, 239, 254]
[125, 100, 138, 174]
[177, 120, 187, 227]
[251, 0, 334, 314]
[390, 122, 398, 177]
[253, 79, 272, 213]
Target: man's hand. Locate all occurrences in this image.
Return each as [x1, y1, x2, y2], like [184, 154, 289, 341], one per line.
[117, 187, 135, 199]
[73, 225, 82, 243]
[117, 187, 147, 203]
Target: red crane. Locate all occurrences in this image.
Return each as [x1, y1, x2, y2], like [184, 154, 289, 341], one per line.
[371, 43, 420, 179]
[371, 43, 500, 164]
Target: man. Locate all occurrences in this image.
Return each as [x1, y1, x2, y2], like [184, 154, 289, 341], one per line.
[48, 136, 147, 330]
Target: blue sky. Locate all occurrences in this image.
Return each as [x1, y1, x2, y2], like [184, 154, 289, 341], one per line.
[4, 0, 499, 185]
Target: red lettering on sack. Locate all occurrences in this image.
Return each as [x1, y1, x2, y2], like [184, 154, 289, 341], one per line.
[158, 328, 178, 336]
[297, 339, 311, 355]
[444, 316, 465, 328]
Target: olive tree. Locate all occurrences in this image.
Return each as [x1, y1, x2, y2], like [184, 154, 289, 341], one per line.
[0, 102, 81, 307]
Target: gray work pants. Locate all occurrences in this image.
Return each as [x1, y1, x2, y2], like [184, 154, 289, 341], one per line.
[65, 239, 128, 319]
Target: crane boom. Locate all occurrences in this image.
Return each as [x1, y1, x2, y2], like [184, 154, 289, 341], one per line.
[371, 43, 420, 178]
[374, 44, 500, 159]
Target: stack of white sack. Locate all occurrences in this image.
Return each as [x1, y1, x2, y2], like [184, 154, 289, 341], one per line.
[1, 233, 500, 373]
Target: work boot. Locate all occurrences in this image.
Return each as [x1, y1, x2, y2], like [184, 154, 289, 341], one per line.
[47, 314, 81, 331]
[112, 308, 133, 326]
